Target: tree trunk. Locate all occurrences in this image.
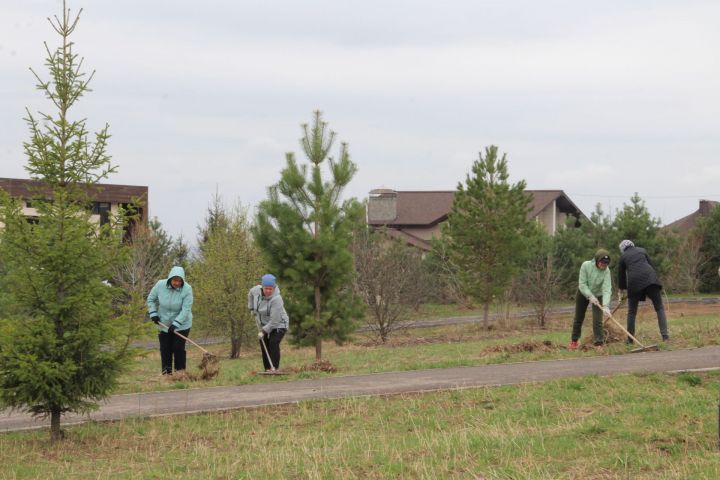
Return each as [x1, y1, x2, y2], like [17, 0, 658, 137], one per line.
[50, 408, 63, 443]
[314, 283, 322, 361]
[230, 319, 240, 358]
[483, 302, 490, 330]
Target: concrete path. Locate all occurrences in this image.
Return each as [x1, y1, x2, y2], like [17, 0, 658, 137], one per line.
[2, 345, 719, 433]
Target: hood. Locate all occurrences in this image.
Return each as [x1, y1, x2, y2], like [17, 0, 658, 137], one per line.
[166, 266, 186, 287]
[594, 249, 610, 264]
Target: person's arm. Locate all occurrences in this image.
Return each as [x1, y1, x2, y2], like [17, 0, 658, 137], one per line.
[147, 281, 160, 317]
[618, 257, 627, 291]
[602, 268, 612, 306]
[262, 296, 286, 333]
[173, 285, 193, 327]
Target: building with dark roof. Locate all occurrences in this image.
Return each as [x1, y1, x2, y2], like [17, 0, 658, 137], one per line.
[664, 200, 719, 235]
[367, 188, 586, 251]
[0, 177, 148, 239]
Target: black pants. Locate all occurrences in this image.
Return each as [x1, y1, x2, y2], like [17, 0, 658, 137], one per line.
[159, 328, 190, 374]
[260, 328, 286, 370]
[627, 284, 668, 340]
[571, 290, 605, 345]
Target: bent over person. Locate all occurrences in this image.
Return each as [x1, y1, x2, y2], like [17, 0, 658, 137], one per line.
[569, 249, 612, 350]
[617, 239, 669, 342]
[248, 274, 289, 372]
[147, 266, 194, 375]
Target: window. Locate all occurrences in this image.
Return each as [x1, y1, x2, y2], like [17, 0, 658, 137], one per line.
[92, 202, 111, 225]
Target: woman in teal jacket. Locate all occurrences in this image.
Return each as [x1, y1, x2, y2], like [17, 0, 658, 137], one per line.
[147, 266, 193, 374]
[569, 249, 612, 350]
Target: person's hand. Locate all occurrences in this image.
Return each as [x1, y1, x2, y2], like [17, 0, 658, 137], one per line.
[151, 316, 160, 325]
[601, 306, 612, 317]
[167, 324, 176, 335]
[258, 331, 265, 339]
[618, 289, 626, 300]
[589, 296, 599, 307]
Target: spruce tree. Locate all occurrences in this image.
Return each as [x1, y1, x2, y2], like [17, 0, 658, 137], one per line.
[442, 145, 532, 328]
[253, 111, 365, 360]
[0, 2, 133, 442]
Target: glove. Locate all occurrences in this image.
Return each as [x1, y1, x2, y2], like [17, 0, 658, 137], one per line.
[618, 289, 626, 301]
[167, 324, 176, 335]
[589, 296, 600, 306]
[601, 306, 612, 316]
[151, 316, 160, 325]
[258, 331, 266, 339]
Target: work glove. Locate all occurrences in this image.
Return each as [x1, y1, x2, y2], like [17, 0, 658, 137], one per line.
[601, 306, 612, 317]
[617, 289, 626, 301]
[258, 331, 266, 339]
[589, 296, 600, 307]
[151, 316, 160, 325]
[167, 324, 177, 335]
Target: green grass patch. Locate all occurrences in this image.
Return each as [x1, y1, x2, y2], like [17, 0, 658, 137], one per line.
[2, 372, 719, 479]
[116, 307, 720, 395]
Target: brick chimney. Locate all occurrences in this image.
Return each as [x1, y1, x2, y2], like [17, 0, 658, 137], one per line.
[699, 199, 718, 216]
[367, 189, 397, 224]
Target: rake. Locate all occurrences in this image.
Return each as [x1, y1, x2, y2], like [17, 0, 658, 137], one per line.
[167, 328, 220, 379]
[601, 305, 659, 353]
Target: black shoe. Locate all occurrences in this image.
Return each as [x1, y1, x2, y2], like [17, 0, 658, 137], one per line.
[662, 335, 670, 341]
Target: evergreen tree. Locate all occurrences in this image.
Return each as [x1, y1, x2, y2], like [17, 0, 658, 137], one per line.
[696, 204, 720, 292]
[253, 111, 365, 360]
[192, 197, 264, 357]
[442, 145, 533, 328]
[0, 2, 133, 442]
[610, 193, 678, 277]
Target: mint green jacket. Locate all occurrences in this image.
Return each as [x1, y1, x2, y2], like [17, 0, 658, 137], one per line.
[147, 266, 193, 331]
[578, 260, 612, 305]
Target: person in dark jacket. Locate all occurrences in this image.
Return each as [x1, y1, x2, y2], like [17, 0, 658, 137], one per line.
[147, 266, 194, 375]
[617, 239, 669, 342]
[248, 274, 289, 372]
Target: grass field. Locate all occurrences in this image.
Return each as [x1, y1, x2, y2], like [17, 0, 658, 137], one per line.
[1, 372, 719, 479]
[116, 302, 720, 395]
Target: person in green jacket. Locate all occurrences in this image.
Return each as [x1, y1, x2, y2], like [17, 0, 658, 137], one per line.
[147, 266, 193, 374]
[568, 249, 612, 350]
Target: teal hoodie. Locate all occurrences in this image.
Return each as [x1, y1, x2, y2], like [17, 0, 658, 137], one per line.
[147, 266, 193, 331]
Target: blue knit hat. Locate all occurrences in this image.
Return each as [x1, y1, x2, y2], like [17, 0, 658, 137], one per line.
[261, 274, 276, 287]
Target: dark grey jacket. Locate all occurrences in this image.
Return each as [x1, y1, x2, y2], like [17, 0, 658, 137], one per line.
[618, 246, 661, 295]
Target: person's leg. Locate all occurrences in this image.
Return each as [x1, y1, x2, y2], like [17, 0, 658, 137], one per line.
[260, 335, 271, 370]
[591, 299, 605, 345]
[266, 329, 286, 369]
[626, 294, 640, 343]
[172, 329, 190, 371]
[646, 285, 669, 339]
[158, 332, 173, 374]
[571, 290, 589, 342]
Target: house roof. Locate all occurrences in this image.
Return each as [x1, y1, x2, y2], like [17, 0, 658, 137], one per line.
[664, 200, 719, 235]
[0, 177, 148, 204]
[368, 189, 584, 227]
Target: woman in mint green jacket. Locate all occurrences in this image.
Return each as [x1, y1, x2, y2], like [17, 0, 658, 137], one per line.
[568, 249, 612, 350]
[147, 266, 193, 374]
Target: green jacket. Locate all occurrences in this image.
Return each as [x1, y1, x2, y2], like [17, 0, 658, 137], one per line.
[577, 260, 612, 305]
[147, 266, 193, 331]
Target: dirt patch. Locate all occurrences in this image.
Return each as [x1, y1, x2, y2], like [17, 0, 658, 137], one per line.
[481, 340, 559, 354]
[280, 360, 339, 374]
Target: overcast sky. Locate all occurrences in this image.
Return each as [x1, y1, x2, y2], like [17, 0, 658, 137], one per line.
[2, 0, 719, 242]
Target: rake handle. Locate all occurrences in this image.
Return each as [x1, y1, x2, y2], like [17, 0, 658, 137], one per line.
[602, 307, 646, 348]
[163, 326, 211, 355]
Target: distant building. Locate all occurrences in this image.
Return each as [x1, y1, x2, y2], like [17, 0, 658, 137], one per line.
[367, 188, 586, 251]
[0, 177, 148, 240]
[664, 199, 719, 235]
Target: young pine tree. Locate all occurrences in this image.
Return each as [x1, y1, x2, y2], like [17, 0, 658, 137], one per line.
[253, 111, 365, 361]
[193, 196, 264, 358]
[442, 145, 533, 328]
[0, 2, 133, 442]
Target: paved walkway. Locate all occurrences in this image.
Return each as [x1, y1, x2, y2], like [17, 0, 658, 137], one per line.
[2, 345, 719, 433]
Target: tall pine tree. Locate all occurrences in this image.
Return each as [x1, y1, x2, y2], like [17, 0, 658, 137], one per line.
[442, 145, 532, 328]
[253, 111, 365, 360]
[0, 2, 133, 442]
